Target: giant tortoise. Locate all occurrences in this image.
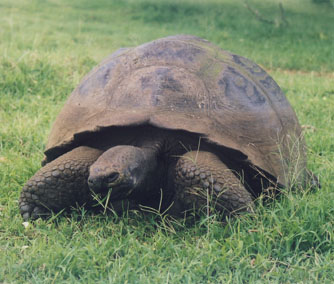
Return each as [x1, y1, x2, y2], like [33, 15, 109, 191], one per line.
[19, 35, 315, 220]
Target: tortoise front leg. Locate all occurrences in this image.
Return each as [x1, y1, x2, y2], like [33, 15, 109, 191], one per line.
[19, 146, 102, 220]
[172, 151, 254, 217]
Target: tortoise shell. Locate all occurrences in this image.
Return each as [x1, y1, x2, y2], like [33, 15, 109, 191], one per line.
[45, 35, 306, 186]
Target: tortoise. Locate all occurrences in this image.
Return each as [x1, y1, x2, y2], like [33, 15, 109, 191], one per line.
[19, 35, 315, 221]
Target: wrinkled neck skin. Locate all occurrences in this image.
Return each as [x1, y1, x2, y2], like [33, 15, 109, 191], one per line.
[83, 125, 202, 155]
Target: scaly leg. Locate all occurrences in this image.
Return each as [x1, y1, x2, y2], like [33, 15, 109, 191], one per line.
[19, 146, 102, 220]
[172, 151, 254, 216]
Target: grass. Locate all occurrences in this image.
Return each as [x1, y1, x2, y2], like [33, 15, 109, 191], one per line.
[0, 0, 333, 282]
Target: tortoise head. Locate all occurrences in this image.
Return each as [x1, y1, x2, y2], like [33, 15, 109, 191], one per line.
[88, 145, 157, 199]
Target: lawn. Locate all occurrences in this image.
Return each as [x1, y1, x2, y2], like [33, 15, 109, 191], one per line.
[0, 0, 334, 282]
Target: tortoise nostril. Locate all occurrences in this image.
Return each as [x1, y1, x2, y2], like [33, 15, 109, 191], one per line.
[107, 172, 119, 184]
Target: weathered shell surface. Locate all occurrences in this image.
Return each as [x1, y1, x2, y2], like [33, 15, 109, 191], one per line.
[46, 35, 306, 186]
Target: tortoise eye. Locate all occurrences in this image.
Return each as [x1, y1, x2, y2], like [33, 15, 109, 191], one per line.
[106, 172, 119, 184]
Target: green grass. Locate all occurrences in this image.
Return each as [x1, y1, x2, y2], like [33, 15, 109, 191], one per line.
[1, 0, 334, 282]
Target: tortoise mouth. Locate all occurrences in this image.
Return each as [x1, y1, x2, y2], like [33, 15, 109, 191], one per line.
[102, 184, 134, 202]
[89, 180, 135, 201]
[107, 184, 135, 198]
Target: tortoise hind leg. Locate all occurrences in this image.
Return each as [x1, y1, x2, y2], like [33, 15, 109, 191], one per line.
[171, 151, 254, 217]
[19, 146, 102, 220]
